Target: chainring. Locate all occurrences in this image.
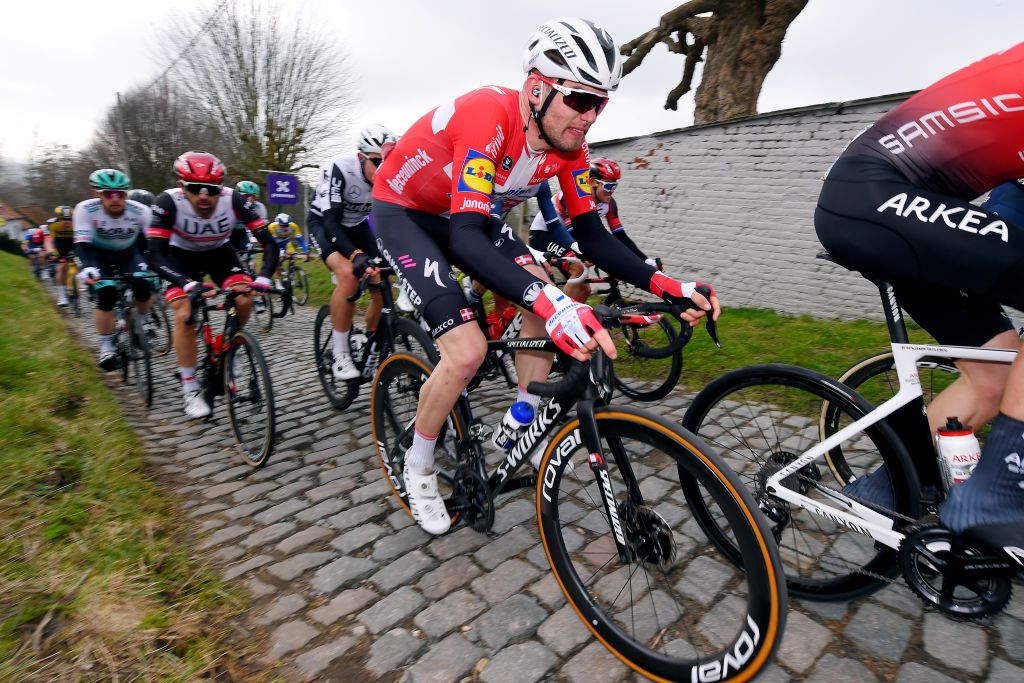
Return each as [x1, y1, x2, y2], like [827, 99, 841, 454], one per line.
[452, 465, 494, 532]
[899, 518, 1013, 621]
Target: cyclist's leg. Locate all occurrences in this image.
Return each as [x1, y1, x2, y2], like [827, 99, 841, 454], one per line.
[895, 280, 1015, 433]
[352, 222, 384, 331]
[124, 247, 153, 315]
[92, 253, 119, 367]
[164, 248, 206, 392]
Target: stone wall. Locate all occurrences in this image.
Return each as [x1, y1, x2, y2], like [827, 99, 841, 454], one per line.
[588, 93, 914, 320]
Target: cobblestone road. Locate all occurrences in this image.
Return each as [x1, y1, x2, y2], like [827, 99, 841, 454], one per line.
[60, 291, 1024, 682]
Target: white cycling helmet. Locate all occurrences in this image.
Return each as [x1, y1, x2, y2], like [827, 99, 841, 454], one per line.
[275, 213, 291, 224]
[523, 17, 622, 92]
[356, 124, 398, 155]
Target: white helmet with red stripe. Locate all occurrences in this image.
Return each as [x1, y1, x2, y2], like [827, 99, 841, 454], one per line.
[523, 17, 622, 92]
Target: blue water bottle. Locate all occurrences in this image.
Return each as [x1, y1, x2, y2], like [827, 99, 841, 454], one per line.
[491, 401, 535, 451]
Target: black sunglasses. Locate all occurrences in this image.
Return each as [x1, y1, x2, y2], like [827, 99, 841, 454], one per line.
[183, 182, 222, 195]
[539, 76, 609, 115]
[365, 156, 383, 167]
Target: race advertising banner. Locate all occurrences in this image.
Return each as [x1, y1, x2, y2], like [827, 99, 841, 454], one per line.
[267, 173, 299, 204]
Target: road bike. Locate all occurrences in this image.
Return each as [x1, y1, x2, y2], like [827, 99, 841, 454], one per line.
[681, 257, 1024, 619]
[185, 286, 277, 467]
[278, 251, 310, 307]
[104, 274, 156, 408]
[371, 303, 785, 682]
[314, 259, 437, 411]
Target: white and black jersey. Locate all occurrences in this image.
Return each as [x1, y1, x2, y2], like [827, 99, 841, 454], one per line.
[150, 187, 265, 251]
[310, 154, 372, 227]
[73, 198, 151, 252]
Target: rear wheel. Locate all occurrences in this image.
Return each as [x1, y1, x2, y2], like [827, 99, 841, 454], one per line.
[371, 353, 465, 526]
[225, 330, 275, 467]
[681, 364, 920, 600]
[314, 305, 358, 410]
[538, 408, 786, 682]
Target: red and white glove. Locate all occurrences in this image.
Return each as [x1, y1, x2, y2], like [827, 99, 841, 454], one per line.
[532, 284, 603, 356]
[650, 271, 716, 301]
[184, 280, 216, 294]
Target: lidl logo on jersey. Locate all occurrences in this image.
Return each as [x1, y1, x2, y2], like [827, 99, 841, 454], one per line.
[572, 169, 592, 198]
[458, 149, 495, 195]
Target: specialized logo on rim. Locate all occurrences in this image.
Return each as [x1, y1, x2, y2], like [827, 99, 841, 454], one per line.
[458, 149, 496, 195]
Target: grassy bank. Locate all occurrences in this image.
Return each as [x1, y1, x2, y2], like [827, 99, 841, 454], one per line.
[0, 253, 253, 681]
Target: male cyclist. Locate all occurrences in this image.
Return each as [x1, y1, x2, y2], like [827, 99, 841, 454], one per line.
[371, 17, 718, 535]
[24, 223, 49, 274]
[48, 206, 75, 306]
[269, 213, 309, 258]
[73, 170, 153, 370]
[308, 124, 397, 381]
[146, 152, 278, 418]
[231, 180, 265, 269]
[815, 42, 1024, 545]
[530, 156, 657, 302]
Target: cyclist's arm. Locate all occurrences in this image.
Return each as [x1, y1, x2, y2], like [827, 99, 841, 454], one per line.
[145, 192, 190, 287]
[234, 191, 278, 280]
[605, 197, 649, 260]
[319, 170, 362, 258]
[534, 182, 577, 252]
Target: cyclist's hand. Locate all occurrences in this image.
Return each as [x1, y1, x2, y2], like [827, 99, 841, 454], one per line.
[185, 281, 219, 298]
[645, 257, 665, 272]
[533, 284, 616, 361]
[251, 276, 273, 292]
[352, 252, 373, 279]
[78, 266, 100, 286]
[650, 272, 720, 324]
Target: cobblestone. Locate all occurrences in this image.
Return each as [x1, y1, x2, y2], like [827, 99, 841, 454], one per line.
[294, 636, 357, 681]
[309, 587, 379, 626]
[399, 633, 483, 683]
[358, 586, 425, 634]
[844, 603, 913, 662]
[254, 593, 307, 626]
[275, 525, 332, 554]
[263, 620, 319, 662]
[413, 589, 487, 639]
[923, 612, 988, 675]
[310, 555, 378, 593]
[267, 551, 335, 581]
[417, 556, 482, 599]
[366, 628, 426, 678]
[480, 641, 557, 683]
[470, 594, 547, 650]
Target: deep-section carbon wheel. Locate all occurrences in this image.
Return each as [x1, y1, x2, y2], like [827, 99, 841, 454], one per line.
[538, 407, 786, 682]
[225, 330, 275, 467]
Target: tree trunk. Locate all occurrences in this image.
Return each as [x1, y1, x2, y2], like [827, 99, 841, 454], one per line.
[694, 0, 807, 124]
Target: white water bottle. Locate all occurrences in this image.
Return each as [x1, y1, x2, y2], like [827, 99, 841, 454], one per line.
[491, 401, 535, 452]
[935, 417, 981, 487]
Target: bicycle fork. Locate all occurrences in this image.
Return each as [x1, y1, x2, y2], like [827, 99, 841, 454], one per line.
[577, 399, 642, 564]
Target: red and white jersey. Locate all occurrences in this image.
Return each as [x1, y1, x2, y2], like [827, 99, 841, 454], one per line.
[149, 187, 267, 251]
[842, 41, 1024, 199]
[373, 85, 598, 219]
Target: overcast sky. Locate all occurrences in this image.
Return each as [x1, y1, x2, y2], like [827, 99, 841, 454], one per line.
[4, 0, 1023, 164]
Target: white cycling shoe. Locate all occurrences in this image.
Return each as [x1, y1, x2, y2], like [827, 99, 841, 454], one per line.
[395, 286, 416, 313]
[403, 467, 451, 535]
[332, 353, 359, 380]
[183, 390, 212, 419]
[530, 438, 577, 474]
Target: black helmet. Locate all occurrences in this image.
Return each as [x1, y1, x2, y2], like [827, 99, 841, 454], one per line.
[128, 189, 155, 206]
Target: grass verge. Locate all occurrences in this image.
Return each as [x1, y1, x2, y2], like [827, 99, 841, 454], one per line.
[0, 252, 256, 681]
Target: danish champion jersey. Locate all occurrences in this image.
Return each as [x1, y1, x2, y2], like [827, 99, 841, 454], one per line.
[73, 198, 151, 251]
[840, 41, 1024, 199]
[373, 85, 597, 219]
[310, 154, 373, 227]
[149, 187, 267, 251]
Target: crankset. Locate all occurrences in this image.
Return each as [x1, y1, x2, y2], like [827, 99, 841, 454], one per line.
[899, 518, 1014, 620]
[619, 503, 677, 571]
[451, 465, 494, 532]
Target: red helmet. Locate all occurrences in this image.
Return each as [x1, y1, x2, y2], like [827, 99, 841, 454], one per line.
[589, 157, 621, 181]
[173, 151, 226, 184]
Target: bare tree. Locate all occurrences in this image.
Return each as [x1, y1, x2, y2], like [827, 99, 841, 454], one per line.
[164, 0, 356, 180]
[86, 82, 226, 193]
[25, 144, 93, 209]
[621, 0, 809, 124]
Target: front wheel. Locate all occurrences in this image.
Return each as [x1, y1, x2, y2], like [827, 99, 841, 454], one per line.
[147, 295, 173, 356]
[682, 364, 920, 601]
[611, 315, 685, 402]
[129, 309, 153, 407]
[225, 330, 276, 467]
[537, 408, 786, 682]
[253, 293, 274, 333]
[291, 264, 309, 306]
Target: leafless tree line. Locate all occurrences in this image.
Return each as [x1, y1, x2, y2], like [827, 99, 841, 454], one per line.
[14, 0, 355, 210]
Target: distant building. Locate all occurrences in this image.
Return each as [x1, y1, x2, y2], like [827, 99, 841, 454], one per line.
[0, 199, 50, 241]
